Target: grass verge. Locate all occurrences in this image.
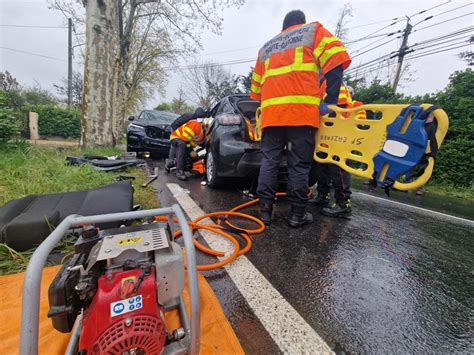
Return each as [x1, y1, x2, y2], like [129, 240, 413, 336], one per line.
[0, 141, 159, 274]
[352, 176, 473, 201]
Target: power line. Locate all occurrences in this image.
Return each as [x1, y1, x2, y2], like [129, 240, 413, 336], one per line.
[0, 46, 66, 62]
[350, 38, 471, 80]
[405, 43, 469, 60]
[411, 3, 473, 28]
[420, 2, 473, 20]
[346, 34, 468, 77]
[413, 12, 474, 33]
[410, 26, 474, 47]
[200, 45, 260, 57]
[409, 0, 452, 17]
[168, 58, 255, 71]
[410, 37, 473, 52]
[0, 24, 67, 29]
[346, 18, 404, 30]
[351, 36, 401, 59]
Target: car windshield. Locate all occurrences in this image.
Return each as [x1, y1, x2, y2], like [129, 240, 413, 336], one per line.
[144, 110, 180, 124]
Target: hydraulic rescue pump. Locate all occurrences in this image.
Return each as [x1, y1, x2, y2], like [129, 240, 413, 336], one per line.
[19, 207, 201, 355]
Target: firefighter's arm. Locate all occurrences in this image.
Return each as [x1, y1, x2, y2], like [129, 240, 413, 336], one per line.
[312, 24, 351, 75]
[323, 65, 343, 105]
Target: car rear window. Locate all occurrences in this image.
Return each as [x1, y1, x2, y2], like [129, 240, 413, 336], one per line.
[145, 110, 180, 124]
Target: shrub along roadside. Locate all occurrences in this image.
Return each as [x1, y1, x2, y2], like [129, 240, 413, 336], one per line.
[25, 104, 81, 138]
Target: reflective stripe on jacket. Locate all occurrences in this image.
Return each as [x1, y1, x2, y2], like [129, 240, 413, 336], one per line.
[250, 22, 351, 129]
[353, 100, 367, 119]
[170, 120, 204, 145]
[337, 85, 353, 107]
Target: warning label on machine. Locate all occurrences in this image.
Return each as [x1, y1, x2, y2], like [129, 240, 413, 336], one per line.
[110, 295, 143, 317]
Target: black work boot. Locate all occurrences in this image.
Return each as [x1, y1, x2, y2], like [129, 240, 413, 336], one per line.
[308, 193, 330, 207]
[321, 200, 352, 218]
[288, 206, 313, 228]
[260, 201, 273, 226]
[164, 159, 174, 173]
[176, 170, 187, 181]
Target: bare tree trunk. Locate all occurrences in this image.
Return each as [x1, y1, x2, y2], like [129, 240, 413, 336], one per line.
[82, 0, 119, 147]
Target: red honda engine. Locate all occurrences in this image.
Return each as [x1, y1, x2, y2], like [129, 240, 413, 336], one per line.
[79, 268, 166, 354]
[48, 222, 190, 354]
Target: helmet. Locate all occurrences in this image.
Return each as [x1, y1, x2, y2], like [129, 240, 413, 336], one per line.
[202, 117, 213, 130]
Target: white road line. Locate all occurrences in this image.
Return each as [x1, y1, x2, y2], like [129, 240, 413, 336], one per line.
[167, 183, 333, 354]
[353, 191, 474, 226]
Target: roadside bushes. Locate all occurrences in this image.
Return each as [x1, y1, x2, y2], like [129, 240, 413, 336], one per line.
[0, 109, 18, 140]
[28, 104, 81, 139]
[0, 92, 19, 141]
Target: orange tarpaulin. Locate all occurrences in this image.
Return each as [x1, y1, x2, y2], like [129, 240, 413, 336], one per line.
[0, 266, 244, 354]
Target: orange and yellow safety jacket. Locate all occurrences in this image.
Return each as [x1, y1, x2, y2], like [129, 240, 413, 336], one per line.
[170, 120, 204, 146]
[321, 83, 367, 120]
[320, 82, 353, 107]
[244, 117, 255, 141]
[250, 22, 351, 130]
[352, 100, 367, 120]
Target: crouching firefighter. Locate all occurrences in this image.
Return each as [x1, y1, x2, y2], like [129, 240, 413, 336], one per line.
[166, 119, 206, 181]
[250, 9, 351, 227]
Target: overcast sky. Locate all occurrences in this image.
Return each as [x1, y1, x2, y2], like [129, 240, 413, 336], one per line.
[1, 0, 473, 109]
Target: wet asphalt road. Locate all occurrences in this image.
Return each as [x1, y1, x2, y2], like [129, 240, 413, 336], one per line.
[149, 160, 473, 354]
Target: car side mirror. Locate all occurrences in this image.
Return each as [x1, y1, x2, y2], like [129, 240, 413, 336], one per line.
[128, 116, 136, 121]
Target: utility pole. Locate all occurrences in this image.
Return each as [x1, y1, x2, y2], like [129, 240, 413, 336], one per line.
[68, 18, 73, 106]
[392, 18, 412, 92]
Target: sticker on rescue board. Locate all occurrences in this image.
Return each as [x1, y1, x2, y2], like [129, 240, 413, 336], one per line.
[110, 295, 143, 317]
[254, 104, 449, 191]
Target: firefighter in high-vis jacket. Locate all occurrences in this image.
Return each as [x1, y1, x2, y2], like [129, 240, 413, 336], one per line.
[310, 84, 358, 217]
[167, 119, 205, 181]
[250, 10, 351, 227]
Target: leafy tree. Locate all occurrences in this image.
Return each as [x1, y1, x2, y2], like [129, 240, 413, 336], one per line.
[0, 92, 19, 140]
[0, 71, 20, 92]
[183, 61, 244, 110]
[334, 3, 353, 41]
[458, 51, 473, 66]
[349, 79, 406, 103]
[240, 70, 252, 94]
[170, 88, 194, 114]
[54, 71, 83, 107]
[50, 0, 245, 147]
[23, 85, 57, 106]
[155, 88, 194, 114]
[155, 102, 172, 111]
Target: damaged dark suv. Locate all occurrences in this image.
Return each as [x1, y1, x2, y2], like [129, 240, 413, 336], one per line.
[205, 94, 318, 188]
[126, 110, 180, 157]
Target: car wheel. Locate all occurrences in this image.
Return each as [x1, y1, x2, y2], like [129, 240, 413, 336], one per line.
[206, 151, 221, 188]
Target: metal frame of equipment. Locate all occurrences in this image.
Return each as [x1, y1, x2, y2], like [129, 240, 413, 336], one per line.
[19, 205, 200, 355]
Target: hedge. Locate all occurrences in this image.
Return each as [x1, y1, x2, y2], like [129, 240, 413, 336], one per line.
[27, 104, 81, 139]
[0, 108, 19, 140]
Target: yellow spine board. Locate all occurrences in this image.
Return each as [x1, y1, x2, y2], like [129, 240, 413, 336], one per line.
[255, 104, 449, 191]
[315, 104, 448, 190]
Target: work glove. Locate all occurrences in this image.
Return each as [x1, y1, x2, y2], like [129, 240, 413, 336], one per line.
[319, 103, 334, 116]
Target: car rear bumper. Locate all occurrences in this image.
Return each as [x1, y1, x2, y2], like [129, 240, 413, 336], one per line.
[235, 151, 288, 180]
[236, 151, 262, 176]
